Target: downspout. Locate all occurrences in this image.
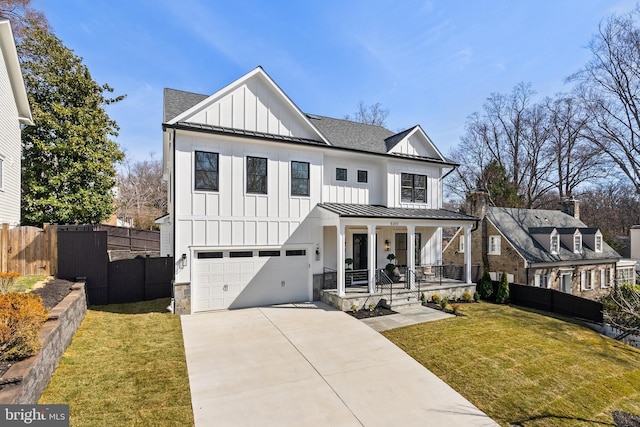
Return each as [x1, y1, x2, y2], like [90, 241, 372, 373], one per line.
[170, 128, 177, 313]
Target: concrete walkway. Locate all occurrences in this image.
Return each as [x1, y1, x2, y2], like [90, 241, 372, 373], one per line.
[181, 302, 498, 427]
[361, 304, 454, 331]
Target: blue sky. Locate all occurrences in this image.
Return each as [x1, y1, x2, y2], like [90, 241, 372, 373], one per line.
[31, 0, 637, 162]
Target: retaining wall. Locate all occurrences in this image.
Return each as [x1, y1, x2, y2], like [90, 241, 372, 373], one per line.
[0, 282, 87, 404]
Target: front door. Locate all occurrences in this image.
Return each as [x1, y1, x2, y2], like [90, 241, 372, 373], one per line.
[561, 273, 573, 294]
[353, 234, 368, 270]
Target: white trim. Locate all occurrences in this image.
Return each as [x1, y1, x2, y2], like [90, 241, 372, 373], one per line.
[0, 20, 32, 125]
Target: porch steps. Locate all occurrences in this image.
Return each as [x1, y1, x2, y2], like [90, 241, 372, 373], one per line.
[381, 289, 423, 310]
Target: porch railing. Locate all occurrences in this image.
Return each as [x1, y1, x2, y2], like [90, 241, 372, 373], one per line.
[416, 264, 481, 286]
[406, 268, 421, 303]
[346, 269, 368, 286]
[376, 269, 394, 307]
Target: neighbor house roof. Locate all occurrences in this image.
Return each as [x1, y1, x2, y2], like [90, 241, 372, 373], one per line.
[318, 203, 477, 222]
[163, 88, 208, 122]
[487, 207, 620, 263]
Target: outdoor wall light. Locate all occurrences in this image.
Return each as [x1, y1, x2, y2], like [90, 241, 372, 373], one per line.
[181, 253, 187, 267]
[384, 240, 390, 251]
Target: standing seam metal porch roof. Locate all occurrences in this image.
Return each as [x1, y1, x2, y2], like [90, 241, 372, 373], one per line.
[318, 203, 478, 221]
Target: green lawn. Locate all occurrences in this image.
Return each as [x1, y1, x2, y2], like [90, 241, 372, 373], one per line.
[383, 303, 640, 427]
[12, 274, 48, 292]
[39, 298, 194, 427]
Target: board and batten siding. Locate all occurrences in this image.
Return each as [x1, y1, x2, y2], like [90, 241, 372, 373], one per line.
[0, 50, 21, 226]
[322, 154, 385, 205]
[386, 160, 442, 209]
[188, 77, 318, 141]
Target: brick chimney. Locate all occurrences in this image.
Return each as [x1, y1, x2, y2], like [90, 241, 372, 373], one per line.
[465, 190, 489, 220]
[559, 197, 580, 220]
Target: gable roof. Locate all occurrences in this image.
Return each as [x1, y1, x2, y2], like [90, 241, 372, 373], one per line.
[163, 67, 457, 166]
[0, 20, 32, 125]
[487, 207, 620, 263]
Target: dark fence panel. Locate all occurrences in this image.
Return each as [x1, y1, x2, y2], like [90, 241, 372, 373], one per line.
[144, 257, 174, 300]
[57, 230, 109, 305]
[108, 259, 145, 304]
[509, 283, 603, 323]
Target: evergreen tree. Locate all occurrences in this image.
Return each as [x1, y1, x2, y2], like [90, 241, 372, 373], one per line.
[496, 272, 510, 304]
[478, 270, 493, 300]
[18, 23, 124, 225]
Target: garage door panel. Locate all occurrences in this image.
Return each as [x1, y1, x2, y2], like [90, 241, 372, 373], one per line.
[193, 248, 309, 312]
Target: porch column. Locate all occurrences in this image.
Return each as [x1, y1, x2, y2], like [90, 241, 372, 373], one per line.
[367, 224, 376, 294]
[464, 225, 472, 284]
[337, 224, 346, 296]
[407, 224, 416, 289]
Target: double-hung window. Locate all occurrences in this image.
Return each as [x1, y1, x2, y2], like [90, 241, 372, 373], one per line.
[488, 235, 501, 255]
[574, 234, 582, 253]
[291, 161, 310, 196]
[550, 234, 559, 254]
[194, 151, 218, 191]
[401, 173, 426, 203]
[595, 235, 603, 252]
[247, 156, 267, 194]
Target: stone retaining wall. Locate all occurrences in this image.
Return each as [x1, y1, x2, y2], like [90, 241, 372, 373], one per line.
[0, 282, 87, 404]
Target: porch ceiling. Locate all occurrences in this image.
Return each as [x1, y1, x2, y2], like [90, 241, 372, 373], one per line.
[317, 203, 477, 222]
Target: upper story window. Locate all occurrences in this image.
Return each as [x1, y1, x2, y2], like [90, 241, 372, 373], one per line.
[336, 168, 347, 181]
[357, 170, 368, 183]
[401, 173, 426, 203]
[194, 151, 218, 191]
[595, 235, 603, 252]
[247, 156, 267, 194]
[488, 235, 501, 255]
[550, 234, 559, 254]
[291, 161, 310, 196]
[573, 234, 582, 253]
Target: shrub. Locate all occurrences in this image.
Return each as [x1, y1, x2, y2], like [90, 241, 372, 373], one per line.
[440, 297, 448, 309]
[0, 292, 50, 361]
[420, 292, 426, 303]
[496, 272, 510, 304]
[478, 270, 493, 299]
[461, 291, 473, 303]
[431, 293, 441, 305]
[451, 303, 460, 314]
[473, 291, 480, 302]
[350, 304, 360, 312]
[0, 271, 20, 294]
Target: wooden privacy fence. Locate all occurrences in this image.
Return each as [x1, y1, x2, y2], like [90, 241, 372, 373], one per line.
[509, 282, 603, 323]
[57, 224, 159, 251]
[0, 223, 57, 276]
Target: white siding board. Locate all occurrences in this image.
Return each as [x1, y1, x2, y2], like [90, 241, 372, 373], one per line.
[220, 220, 232, 245]
[193, 220, 206, 246]
[245, 221, 256, 245]
[207, 220, 219, 246]
[268, 221, 279, 245]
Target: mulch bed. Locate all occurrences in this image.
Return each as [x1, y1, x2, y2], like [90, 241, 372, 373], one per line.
[423, 300, 477, 316]
[613, 411, 640, 427]
[348, 307, 397, 319]
[0, 279, 75, 386]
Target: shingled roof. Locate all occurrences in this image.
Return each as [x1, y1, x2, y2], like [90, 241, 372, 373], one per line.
[163, 88, 455, 164]
[487, 207, 620, 263]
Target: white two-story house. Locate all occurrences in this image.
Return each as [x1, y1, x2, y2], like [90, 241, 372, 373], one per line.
[0, 20, 33, 227]
[162, 67, 477, 314]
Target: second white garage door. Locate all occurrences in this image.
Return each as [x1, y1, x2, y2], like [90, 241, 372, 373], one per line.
[192, 247, 310, 312]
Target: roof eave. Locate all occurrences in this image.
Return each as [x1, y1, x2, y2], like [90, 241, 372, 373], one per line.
[0, 21, 33, 126]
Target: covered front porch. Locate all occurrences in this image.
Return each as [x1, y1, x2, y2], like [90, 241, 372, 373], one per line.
[315, 203, 478, 311]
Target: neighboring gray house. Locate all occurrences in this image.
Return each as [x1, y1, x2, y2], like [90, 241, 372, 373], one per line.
[0, 20, 32, 227]
[444, 192, 633, 300]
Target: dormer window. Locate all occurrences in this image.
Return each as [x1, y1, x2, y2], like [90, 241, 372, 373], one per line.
[573, 233, 582, 254]
[595, 235, 603, 253]
[550, 234, 559, 254]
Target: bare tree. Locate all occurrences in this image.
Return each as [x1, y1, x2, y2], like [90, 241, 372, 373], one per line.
[448, 83, 556, 208]
[544, 92, 607, 198]
[602, 284, 640, 336]
[344, 101, 390, 126]
[569, 7, 640, 194]
[0, 0, 49, 37]
[117, 156, 167, 230]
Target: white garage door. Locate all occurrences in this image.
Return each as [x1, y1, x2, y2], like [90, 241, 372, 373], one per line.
[192, 247, 310, 312]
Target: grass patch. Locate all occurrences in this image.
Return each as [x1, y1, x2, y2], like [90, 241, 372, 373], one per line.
[39, 298, 194, 427]
[383, 303, 640, 427]
[11, 275, 48, 292]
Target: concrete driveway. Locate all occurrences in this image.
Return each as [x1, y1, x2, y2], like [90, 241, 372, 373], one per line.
[181, 302, 498, 427]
